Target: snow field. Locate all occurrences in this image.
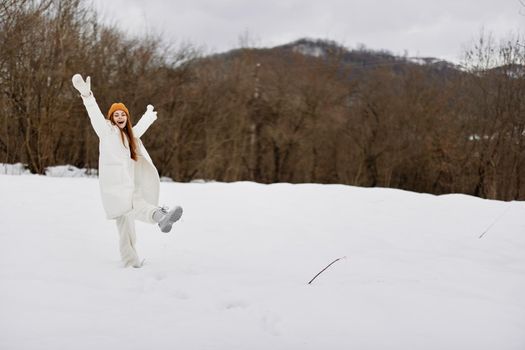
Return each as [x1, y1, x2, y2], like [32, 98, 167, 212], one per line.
[0, 174, 524, 349]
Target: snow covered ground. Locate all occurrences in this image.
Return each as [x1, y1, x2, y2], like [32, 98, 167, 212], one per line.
[0, 173, 524, 350]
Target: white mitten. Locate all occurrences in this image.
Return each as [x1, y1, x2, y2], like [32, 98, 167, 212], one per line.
[71, 74, 91, 97]
[145, 104, 158, 121]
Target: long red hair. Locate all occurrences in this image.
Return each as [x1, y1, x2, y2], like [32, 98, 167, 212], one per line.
[107, 103, 138, 161]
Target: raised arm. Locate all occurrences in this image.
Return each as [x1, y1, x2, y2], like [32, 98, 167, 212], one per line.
[133, 104, 158, 138]
[72, 74, 108, 138]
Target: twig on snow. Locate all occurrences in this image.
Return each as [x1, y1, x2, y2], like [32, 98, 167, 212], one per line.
[308, 256, 346, 285]
[479, 203, 513, 239]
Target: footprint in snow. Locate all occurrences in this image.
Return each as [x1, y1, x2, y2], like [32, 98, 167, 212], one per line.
[171, 289, 190, 300]
[223, 299, 249, 310]
[261, 313, 282, 336]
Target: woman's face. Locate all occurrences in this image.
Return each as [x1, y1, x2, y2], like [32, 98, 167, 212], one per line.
[112, 110, 127, 129]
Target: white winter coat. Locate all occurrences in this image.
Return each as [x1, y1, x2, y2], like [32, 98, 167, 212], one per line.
[82, 95, 160, 219]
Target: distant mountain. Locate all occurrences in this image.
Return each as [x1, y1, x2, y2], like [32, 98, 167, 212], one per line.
[276, 38, 400, 66]
[202, 38, 463, 80]
[275, 38, 463, 76]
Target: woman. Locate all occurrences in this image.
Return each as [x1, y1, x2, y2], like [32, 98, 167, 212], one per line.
[72, 74, 183, 268]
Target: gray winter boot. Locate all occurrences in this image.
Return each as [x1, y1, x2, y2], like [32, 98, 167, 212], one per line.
[153, 206, 183, 233]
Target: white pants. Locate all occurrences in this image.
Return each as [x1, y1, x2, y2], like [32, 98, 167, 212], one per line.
[115, 193, 157, 267]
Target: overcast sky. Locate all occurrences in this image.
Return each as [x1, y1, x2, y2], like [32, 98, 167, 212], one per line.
[92, 0, 524, 62]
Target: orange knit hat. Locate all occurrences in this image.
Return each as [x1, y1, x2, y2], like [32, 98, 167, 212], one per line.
[107, 102, 130, 120]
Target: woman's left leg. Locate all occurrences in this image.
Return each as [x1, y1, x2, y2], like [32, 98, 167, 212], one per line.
[115, 214, 142, 267]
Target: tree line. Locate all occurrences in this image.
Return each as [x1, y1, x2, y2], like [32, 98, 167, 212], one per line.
[1, 0, 524, 200]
